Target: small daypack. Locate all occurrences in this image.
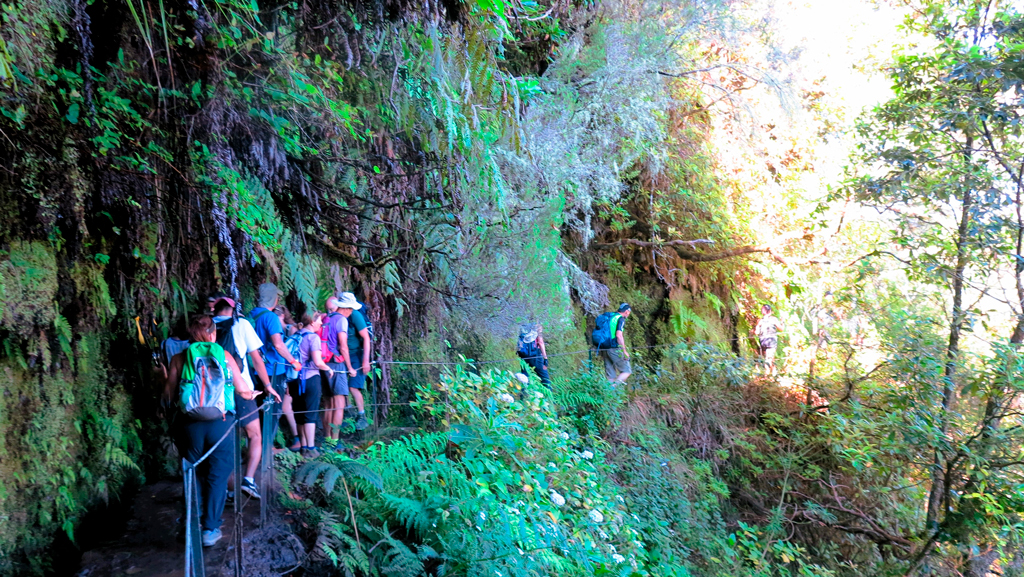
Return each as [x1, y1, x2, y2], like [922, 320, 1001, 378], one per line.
[179, 342, 235, 420]
[357, 300, 374, 343]
[320, 311, 343, 362]
[283, 332, 303, 380]
[214, 317, 244, 367]
[517, 324, 541, 359]
[591, 312, 621, 349]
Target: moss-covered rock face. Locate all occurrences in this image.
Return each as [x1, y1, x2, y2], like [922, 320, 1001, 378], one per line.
[0, 241, 58, 332]
[0, 333, 141, 575]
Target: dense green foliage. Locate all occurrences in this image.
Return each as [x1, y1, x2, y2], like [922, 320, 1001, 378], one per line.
[5, 0, 1024, 574]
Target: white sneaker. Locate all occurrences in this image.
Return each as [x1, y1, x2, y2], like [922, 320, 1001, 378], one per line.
[201, 528, 222, 547]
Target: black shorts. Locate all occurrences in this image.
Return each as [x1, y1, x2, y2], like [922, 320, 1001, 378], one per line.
[288, 376, 322, 426]
[234, 393, 259, 426]
[759, 337, 778, 351]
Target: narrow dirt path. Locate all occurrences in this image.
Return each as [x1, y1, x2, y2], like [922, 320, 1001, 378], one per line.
[75, 477, 305, 577]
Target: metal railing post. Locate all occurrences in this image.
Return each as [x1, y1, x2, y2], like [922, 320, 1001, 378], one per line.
[183, 459, 205, 577]
[232, 421, 243, 576]
[260, 400, 273, 527]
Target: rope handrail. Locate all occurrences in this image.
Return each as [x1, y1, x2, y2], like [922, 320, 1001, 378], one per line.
[188, 403, 263, 467]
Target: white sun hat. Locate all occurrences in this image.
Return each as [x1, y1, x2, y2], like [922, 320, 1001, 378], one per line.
[336, 292, 362, 310]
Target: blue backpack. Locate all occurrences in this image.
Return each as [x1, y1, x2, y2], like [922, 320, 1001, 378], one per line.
[591, 312, 621, 349]
[283, 332, 303, 380]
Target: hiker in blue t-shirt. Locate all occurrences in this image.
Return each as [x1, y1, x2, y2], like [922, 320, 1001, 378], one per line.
[249, 283, 303, 450]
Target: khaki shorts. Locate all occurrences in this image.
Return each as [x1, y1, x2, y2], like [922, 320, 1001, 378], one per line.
[599, 348, 631, 380]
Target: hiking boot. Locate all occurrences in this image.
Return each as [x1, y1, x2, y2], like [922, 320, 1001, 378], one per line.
[225, 490, 234, 503]
[300, 447, 320, 459]
[240, 477, 261, 500]
[354, 414, 369, 431]
[287, 436, 302, 452]
[201, 528, 222, 547]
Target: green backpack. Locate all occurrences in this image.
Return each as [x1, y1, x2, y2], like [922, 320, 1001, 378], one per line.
[178, 342, 235, 420]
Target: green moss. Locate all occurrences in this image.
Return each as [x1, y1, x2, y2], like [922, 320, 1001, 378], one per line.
[0, 333, 142, 575]
[0, 240, 58, 333]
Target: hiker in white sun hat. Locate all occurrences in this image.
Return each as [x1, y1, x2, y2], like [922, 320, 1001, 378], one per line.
[335, 292, 371, 431]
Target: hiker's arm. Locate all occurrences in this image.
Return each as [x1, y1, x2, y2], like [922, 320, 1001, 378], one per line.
[311, 348, 333, 372]
[359, 328, 371, 373]
[248, 351, 281, 402]
[537, 335, 548, 362]
[616, 329, 628, 358]
[161, 353, 184, 415]
[269, 333, 302, 370]
[339, 332, 356, 376]
[227, 355, 258, 399]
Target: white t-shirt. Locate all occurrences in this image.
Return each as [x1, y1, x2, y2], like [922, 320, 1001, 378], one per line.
[213, 316, 264, 390]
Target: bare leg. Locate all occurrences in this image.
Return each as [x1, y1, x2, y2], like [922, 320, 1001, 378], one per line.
[301, 422, 316, 448]
[330, 396, 346, 439]
[282, 394, 298, 438]
[350, 388, 364, 412]
[244, 419, 262, 479]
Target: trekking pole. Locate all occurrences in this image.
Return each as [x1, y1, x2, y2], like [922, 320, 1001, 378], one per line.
[183, 459, 206, 577]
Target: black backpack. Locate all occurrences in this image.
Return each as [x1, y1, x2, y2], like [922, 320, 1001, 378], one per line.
[357, 300, 374, 343]
[214, 317, 244, 368]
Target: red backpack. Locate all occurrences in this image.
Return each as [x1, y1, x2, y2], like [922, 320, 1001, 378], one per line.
[317, 325, 334, 363]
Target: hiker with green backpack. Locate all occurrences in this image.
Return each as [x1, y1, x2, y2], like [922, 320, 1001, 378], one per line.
[592, 303, 632, 384]
[162, 315, 258, 548]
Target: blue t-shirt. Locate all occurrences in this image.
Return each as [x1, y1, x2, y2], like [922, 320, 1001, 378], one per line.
[250, 307, 287, 376]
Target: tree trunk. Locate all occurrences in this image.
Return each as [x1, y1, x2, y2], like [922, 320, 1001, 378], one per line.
[925, 139, 974, 535]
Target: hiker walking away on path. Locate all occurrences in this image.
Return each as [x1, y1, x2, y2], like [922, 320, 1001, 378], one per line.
[248, 283, 303, 452]
[593, 303, 632, 384]
[156, 316, 190, 381]
[322, 297, 357, 441]
[294, 312, 334, 458]
[162, 315, 257, 547]
[212, 298, 281, 501]
[754, 304, 784, 376]
[340, 292, 371, 430]
[517, 323, 550, 386]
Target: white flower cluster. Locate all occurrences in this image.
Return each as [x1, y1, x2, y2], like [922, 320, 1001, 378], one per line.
[498, 393, 515, 403]
[612, 554, 625, 564]
[588, 509, 604, 523]
[581, 450, 594, 460]
[550, 491, 566, 507]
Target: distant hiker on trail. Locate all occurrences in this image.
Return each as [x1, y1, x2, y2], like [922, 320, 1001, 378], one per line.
[162, 315, 257, 548]
[249, 283, 303, 452]
[593, 303, 632, 384]
[754, 304, 784, 376]
[212, 297, 281, 501]
[340, 292, 371, 431]
[517, 323, 550, 386]
[322, 297, 357, 442]
[294, 311, 335, 458]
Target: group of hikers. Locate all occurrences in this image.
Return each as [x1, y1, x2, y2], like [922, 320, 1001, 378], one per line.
[158, 283, 374, 547]
[515, 302, 635, 387]
[158, 281, 782, 549]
